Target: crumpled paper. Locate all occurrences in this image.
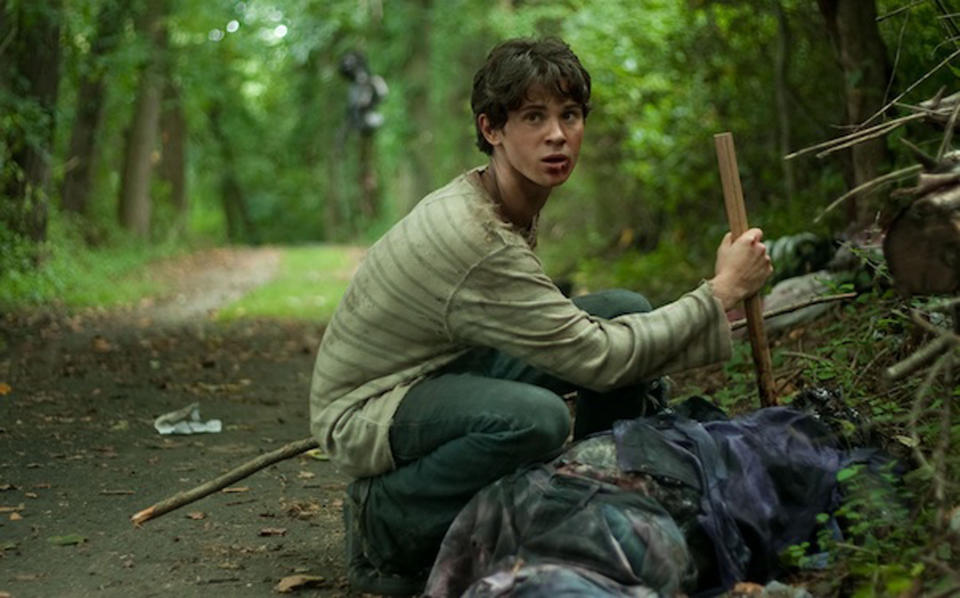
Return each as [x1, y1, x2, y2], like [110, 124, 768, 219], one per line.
[154, 402, 222, 435]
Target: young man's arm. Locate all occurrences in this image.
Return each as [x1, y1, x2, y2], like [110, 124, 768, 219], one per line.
[445, 229, 770, 392]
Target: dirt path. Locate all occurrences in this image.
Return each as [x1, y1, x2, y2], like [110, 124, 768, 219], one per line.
[0, 248, 356, 598]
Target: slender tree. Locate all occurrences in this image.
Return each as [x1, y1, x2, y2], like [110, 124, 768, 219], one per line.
[61, 0, 130, 218]
[118, 0, 167, 237]
[817, 0, 892, 227]
[0, 1, 62, 244]
[158, 79, 188, 235]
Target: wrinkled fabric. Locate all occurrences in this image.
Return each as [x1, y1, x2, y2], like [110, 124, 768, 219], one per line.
[614, 407, 844, 588]
[462, 561, 659, 597]
[424, 465, 694, 598]
[426, 405, 865, 597]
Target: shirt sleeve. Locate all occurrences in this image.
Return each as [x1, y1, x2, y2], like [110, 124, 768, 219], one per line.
[444, 243, 732, 391]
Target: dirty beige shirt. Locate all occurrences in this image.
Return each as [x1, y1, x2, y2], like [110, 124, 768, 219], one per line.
[309, 169, 732, 478]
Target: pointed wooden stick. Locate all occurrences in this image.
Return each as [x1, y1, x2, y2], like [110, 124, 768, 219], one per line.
[130, 437, 319, 526]
[714, 132, 778, 407]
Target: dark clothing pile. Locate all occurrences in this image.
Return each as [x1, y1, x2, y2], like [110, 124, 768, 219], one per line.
[425, 403, 880, 597]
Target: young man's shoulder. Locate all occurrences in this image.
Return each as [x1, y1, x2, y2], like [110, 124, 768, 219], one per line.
[397, 168, 530, 252]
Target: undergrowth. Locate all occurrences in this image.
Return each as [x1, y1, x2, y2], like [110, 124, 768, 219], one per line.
[675, 284, 959, 597]
[0, 213, 184, 309]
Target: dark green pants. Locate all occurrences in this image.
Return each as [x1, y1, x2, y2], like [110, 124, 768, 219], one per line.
[352, 289, 664, 574]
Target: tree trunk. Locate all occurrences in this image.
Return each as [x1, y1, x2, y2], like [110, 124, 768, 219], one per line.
[773, 0, 795, 202]
[817, 0, 891, 228]
[403, 0, 433, 209]
[208, 103, 256, 243]
[118, 0, 167, 238]
[159, 80, 187, 235]
[61, 0, 129, 217]
[1, 2, 62, 243]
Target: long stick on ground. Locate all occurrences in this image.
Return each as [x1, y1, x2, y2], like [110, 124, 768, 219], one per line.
[131, 437, 319, 526]
[714, 132, 777, 407]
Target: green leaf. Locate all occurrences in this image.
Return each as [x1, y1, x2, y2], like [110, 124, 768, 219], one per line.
[837, 466, 860, 482]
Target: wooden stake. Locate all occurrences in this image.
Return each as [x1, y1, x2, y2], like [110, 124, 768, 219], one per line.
[714, 132, 778, 406]
[130, 437, 319, 526]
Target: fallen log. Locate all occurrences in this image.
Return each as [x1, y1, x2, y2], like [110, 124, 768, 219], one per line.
[130, 437, 319, 526]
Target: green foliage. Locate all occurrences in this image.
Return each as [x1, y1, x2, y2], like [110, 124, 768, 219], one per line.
[215, 245, 356, 322]
[0, 211, 177, 308]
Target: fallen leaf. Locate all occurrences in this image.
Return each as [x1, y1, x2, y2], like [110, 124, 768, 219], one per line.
[297, 471, 315, 480]
[895, 434, 919, 448]
[274, 574, 325, 593]
[1, 541, 17, 551]
[25, 492, 37, 499]
[0, 504, 24, 513]
[258, 527, 287, 537]
[9, 513, 22, 521]
[47, 534, 87, 546]
[110, 420, 129, 432]
[91, 336, 112, 353]
[0, 484, 14, 491]
[0, 382, 10, 395]
[221, 487, 249, 494]
[186, 511, 206, 520]
[303, 449, 329, 461]
[1, 590, 12, 598]
[14, 573, 40, 581]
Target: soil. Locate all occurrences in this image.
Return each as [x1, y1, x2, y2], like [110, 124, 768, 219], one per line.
[0, 248, 357, 598]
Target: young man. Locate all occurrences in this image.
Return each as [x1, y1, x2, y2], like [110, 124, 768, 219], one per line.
[309, 38, 772, 594]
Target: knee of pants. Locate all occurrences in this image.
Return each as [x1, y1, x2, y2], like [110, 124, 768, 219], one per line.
[511, 387, 571, 459]
[572, 289, 652, 319]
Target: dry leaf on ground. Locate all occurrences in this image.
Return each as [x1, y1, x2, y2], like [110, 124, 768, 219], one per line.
[274, 574, 325, 593]
[258, 527, 287, 536]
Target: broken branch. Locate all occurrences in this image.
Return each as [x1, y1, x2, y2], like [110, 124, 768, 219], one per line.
[130, 437, 319, 526]
[730, 292, 857, 331]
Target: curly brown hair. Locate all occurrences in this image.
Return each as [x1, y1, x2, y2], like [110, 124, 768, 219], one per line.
[471, 38, 591, 155]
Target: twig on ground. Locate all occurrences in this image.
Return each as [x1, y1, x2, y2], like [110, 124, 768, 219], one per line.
[130, 437, 319, 526]
[730, 292, 857, 331]
[886, 336, 955, 380]
[780, 350, 831, 364]
[907, 354, 952, 496]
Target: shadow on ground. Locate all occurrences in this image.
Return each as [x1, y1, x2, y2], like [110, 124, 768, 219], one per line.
[0, 249, 354, 597]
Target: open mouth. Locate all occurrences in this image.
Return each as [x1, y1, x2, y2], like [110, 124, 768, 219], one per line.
[543, 155, 568, 166]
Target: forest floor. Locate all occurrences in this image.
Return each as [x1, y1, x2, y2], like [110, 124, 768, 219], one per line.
[0, 247, 357, 598]
[0, 246, 941, 598]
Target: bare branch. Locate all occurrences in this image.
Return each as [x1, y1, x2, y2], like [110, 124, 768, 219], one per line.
[860, 47, 960, 129]
[131, 437, 319, 526]
[730, 292, 858, 331]
[815, 165, 923, 223]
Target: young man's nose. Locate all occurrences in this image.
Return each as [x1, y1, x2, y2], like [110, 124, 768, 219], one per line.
[544, 117, 566, 144]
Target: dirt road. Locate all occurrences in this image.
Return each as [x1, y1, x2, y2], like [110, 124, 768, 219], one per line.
[0, 248, 354, 597]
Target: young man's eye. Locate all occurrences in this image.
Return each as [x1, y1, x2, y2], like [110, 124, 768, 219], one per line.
[523, 111, 543, 123]
[563, 110, 582, 122]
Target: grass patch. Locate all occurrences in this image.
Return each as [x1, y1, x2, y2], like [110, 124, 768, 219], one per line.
[216, 245, 360, 322]
[0, 217, 181, 309]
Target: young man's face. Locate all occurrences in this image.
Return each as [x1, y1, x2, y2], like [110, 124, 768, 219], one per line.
[485, 84, 585, 189]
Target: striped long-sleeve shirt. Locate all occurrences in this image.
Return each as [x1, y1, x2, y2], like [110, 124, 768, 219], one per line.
[309, 168, 732, 478]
